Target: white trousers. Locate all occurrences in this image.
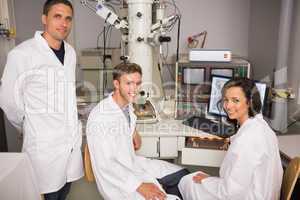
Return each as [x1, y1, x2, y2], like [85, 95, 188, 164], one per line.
[178, 172, 216, 200]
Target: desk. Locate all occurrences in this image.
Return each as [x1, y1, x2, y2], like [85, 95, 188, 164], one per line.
[0, 153, 41, 200]
[136, 119, 226, 167]
[137, 119, 300, 168]
[277, 134, 300, 167]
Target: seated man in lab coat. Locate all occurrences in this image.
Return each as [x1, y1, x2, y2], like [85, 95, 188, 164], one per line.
[86, 62, 189, 200]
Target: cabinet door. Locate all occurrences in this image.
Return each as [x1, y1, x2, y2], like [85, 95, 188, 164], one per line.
[181, 148, 225, 167]
[159, 137, 178, 158]
[136, 137, 159, 158]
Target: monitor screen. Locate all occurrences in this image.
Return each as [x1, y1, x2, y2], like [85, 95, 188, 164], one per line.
[183, 67, 205, 84]
[208, 76, 229, 116]
[210, 68, 233, 78]
[208, 76, 267, 116]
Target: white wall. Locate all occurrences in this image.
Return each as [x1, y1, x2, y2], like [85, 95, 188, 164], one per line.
[13, 0, 250, 57]
[169, 0, 250, 57]
[248, 0, 281, 81]
[14, 0, 44, 44]
[73, 0, 122, 51]
[73, 0, 250, 58]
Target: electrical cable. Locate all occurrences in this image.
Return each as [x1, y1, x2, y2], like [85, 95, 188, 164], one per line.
[106, 25, 113, 47]
[96, 28, 105, 49]
[103, 25, 107, 96]
[176, 15, 180, 62]
[216, 99, 225, 136]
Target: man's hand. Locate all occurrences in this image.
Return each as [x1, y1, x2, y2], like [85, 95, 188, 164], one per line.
[137, 183, 166, 200]
[133, 130, 142, 151]
[193, 172, 209, 183]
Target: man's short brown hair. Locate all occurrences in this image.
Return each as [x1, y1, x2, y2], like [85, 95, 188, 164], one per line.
[43, 0, 73, 16]
[113, 63, 143, 81]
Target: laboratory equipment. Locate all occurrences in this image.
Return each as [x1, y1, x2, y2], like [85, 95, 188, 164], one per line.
[175, 58, 250, 119]
[187, 31, 207, 49]
[133, 91, 158, 123]
[210, 68, 234, 79]
[81, 0, 180, 123]
[189, 48, 232, 62]
[182, 67, 205, 85]
[182, 116, 235, 138]
[134, 100, 158, 123]
[207, 75, 230, 116]
[81, 0, 179, 96]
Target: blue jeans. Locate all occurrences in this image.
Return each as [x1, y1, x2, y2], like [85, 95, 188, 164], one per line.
[157, 168, 190, 199]
[44, 182, 72, 200]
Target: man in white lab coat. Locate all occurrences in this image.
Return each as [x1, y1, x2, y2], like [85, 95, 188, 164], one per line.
[0, 0, 83, 199]
[178, 78, 283, 200]
[86, 63, 189, 200]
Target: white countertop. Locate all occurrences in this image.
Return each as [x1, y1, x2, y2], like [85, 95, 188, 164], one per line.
[277, 134, 300, 159]
[137, 119, 223, 139]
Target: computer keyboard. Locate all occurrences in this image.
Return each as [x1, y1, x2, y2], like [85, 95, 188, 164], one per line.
[182, 116, 236, 138]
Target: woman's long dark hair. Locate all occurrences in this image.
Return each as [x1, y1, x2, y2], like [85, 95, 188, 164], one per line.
[221, 77, 262, 118]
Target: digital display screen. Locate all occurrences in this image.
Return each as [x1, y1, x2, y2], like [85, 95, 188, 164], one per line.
[183, 68, 205, 84]
[210, 68, 233, 78]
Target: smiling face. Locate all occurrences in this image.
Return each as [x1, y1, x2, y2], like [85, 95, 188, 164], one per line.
[42, 3, 73, 49]
[223, 86, 250, 125]
[113, 72, 142, 107]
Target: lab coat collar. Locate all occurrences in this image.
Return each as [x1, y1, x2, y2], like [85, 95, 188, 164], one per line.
[108, 92, 134, 112]
[108, 92, 136, 131]
[34, 31, 67, 67]
[230, 113, 263, 141]
[34, 31, 53, 50]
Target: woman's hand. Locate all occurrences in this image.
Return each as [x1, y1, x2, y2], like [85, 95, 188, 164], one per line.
[193, 172, 209, 183]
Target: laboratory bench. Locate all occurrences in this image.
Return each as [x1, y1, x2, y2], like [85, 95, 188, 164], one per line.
[79, 110, 228, 168]
[78, 98, 300, 168]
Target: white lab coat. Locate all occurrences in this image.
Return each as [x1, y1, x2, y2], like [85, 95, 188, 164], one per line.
[179, 114, 283, 200]
[0, 31, 84, 194]
[86, 94, 183, 200]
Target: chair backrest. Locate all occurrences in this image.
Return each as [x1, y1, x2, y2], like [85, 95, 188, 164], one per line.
[281, 157, 300, 200]
[84, 144, 96, 182]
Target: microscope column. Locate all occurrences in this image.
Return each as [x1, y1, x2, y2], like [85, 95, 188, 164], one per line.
[127, 0, 154, 94]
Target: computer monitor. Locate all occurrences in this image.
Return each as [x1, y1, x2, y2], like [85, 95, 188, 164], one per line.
[208, 76, 229, 116]
[208, 75, 267, 116]
[182, 67, 205, 85]
[210, 68, 234, 79]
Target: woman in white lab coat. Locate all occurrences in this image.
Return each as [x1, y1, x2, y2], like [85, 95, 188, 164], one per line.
[0, 1, 83, 197]
[179, 78, 283, 200]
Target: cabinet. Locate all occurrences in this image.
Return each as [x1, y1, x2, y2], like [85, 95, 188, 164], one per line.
[137, 134, 226, 167]
[181, 148, 225, 167]
[136, 136, 179, 158]
[136, 137, 159, 158]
